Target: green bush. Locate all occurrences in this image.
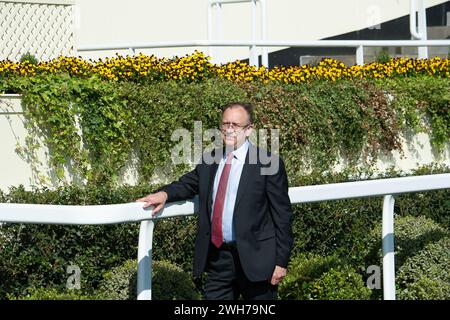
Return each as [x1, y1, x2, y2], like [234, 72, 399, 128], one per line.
[309, 267, 372, 300]
[375, 49, 391, 64]
[7, 287, 97, 300]
[279, 253, 341, 299]
[364, 215, 449, 268]
[279, 253, 370, 300]
[19, 52, 39, 65]
[397, 237, 450, 300]
[281, 253, 342, 291]
[99, 259, 137, 300]
[99, 259, 200, 300]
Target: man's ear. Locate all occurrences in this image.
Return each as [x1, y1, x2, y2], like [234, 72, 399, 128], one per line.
[245, 125, 253, 138]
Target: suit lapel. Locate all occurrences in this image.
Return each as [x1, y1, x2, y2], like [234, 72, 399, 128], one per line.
[206, 151, 220, 220]
[233, 142, 257, 214]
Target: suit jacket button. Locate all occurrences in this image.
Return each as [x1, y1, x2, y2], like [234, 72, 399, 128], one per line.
[206, 232, 210, 236]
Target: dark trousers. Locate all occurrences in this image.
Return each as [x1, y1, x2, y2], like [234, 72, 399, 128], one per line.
[204, 242, 278, 300]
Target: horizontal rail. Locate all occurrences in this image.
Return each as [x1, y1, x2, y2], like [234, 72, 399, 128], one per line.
[0, 202, 149, 225]
[287, 173, 450, 204]
[210, 0, 253, 4]
[1, 173, 449, 224]
[78, 40, 450, 52]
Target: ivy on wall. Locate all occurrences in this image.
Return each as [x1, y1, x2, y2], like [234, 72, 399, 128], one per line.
[0, 63, 449, 186]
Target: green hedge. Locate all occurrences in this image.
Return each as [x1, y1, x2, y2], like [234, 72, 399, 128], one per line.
[397, 237, 450, 300]
[364, 215, 449, 268]
[363, 215, 449, 300]
[99, 259, 200, 300]
[279, 253, 371, 300]
[7, 287, 98, 300]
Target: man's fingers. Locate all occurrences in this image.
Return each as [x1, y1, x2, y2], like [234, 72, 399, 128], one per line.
[142, 201, 154, 209]
[136, 196, 152, 203]
[152, 203, 164, 215]
[270, 271, 285, 285]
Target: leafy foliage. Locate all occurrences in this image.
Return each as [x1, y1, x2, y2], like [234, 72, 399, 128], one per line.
[7, 287, 97, 300]
[3, 74, 448, 186]
[379, 76, 450, 152]
[397, 237, 450, 300]
[19, 52, 39, 65]
[99, 259, 200, 300]
[364, 215, 449, 268]
[279, 253, 371, 300]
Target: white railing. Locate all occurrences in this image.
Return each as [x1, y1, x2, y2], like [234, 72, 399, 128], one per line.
[207, 0, 268, 67]
[77, 0, 445, 67]
[78, 39, 450, 67]
[0, 173, 449, 300]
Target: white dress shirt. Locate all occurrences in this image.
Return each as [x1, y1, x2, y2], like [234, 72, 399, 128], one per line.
[211, 139, 249, 243]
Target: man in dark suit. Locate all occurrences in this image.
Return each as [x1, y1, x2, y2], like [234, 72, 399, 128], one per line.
[137, 102, 293, 300]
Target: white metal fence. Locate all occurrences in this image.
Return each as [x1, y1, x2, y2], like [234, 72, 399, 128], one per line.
[79, 39, 450, 67]
[1, 173, 449, 300]
[78, 0, 450, 67]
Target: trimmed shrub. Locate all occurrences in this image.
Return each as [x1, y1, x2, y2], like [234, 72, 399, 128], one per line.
[99, 259, 138, 300]
[364, 215, 449, 268]
[99, 259, 200, 300]
[279, 253, 370, 300]
[397, 237, 450, 300]
[309, 267, 372, 300]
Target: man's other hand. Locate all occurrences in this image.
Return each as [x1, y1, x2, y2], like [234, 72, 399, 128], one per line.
[270, 265, 287, 285]
[136, 191, 168, 216]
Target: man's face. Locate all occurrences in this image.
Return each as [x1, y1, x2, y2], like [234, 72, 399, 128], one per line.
[220, 106, 253, 149]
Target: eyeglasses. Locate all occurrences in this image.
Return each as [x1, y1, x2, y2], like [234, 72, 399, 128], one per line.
[220, 122, 251, 132]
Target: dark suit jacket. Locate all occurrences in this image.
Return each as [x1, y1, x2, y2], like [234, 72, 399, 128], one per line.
[158, 142, 293, 282]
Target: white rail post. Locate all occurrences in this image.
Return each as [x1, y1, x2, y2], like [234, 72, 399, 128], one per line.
[207, 0, 214, 60]
[410, 0, 428, 59]
[137, 220, 154, 300]
[260, 0, 268, 68]
[249, 0, 258, 67]
[356, 45, 364, 65]
[216, 2, 223, 64]
[382, 195, 396, 300]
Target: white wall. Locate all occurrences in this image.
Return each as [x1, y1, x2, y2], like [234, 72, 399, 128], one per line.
[74, 0, 448, 62]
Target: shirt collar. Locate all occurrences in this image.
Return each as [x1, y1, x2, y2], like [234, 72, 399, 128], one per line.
[228, 139, 249, 162]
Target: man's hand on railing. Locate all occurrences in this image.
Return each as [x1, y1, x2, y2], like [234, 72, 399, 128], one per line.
[136, 191, 168, 216]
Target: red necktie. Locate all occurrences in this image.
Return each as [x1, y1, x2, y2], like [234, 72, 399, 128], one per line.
[211, 152, 234, 248]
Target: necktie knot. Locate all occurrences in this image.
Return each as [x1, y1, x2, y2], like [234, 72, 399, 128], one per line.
[226, 152, 234, 164]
